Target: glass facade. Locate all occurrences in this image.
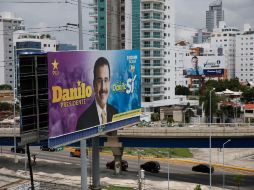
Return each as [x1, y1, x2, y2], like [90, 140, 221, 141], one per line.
[132, 0, 140, 50]
[98, 0, 106, 50]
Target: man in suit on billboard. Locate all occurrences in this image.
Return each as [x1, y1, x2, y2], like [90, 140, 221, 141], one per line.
[76, 57, 118, 131]
[186, 56, 204, 76]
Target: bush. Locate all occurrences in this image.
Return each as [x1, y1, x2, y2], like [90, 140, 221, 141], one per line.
[194, 184, 202, 190]
[0, 84, 12, 90]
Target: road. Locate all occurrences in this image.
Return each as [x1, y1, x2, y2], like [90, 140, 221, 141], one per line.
[1, 146, 254, 190]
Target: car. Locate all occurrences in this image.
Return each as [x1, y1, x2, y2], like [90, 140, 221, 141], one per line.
[106, 160, 128, 171]
[69, 148, 88, 157]
[70, 148, 81, 157]
[192, 164, 214, 174]
[11, 146, 25, 154]
[140, 161, 160, 173]
[40, 145, 56, 152]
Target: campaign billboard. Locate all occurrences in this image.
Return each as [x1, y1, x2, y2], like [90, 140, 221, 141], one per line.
[48, 50, 141, 139]
[183, 56, 225, 77]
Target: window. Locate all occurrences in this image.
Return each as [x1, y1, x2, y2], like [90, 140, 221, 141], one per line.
[144, 22, 150, 28]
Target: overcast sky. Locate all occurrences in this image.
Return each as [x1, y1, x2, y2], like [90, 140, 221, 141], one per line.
[0, 0, 253, 48]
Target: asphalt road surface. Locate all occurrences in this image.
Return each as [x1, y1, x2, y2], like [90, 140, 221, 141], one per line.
[1, 146, 254, 190]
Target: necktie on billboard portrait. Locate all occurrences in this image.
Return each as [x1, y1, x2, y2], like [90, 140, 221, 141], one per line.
[101, 110, 107, 124]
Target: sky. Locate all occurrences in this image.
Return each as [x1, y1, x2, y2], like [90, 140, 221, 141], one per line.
[0, 0, 254, 48]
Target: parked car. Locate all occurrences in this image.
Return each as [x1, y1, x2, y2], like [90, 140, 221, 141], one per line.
[11, 146, 25, 154]
[192, 164, 214, 174]
[106, 160, 128, 171]
[40, 145, 56, 152]
[140, 161, 160, 173]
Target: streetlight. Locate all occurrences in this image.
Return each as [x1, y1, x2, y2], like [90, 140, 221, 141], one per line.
[167, 151, 170, 190]
[223, 139, 231, 189]
[209, 88, 215, 189]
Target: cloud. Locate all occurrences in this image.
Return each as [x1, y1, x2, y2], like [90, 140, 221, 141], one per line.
[0, 1, 90, 48]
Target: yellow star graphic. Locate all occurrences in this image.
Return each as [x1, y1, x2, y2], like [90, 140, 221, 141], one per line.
[77, 80, 81, 86]
[52, 59, 59, 70]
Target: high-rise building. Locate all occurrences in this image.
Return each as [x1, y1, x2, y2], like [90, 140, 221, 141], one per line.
[210, 21, 241, 79]
[0, 12, 25, 86]
[235, 25, 254, 83]
[206, 0, 224, 32]
[89, 0, 175, 104]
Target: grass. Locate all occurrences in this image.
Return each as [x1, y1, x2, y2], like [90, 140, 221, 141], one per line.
[102, 186, 134, 190]
[102, 147, 193, 158]
[124, 148, 193, 158]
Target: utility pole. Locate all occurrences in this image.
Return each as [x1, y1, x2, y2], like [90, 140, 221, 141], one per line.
[77, 1, 87, 190]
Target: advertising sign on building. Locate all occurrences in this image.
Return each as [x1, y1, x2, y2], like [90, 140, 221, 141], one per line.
[183, 56, 225, 77]
[48, 50, 141, 139]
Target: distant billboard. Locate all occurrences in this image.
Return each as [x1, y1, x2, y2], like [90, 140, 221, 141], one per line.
[48, 50, 141, 139]
[183, 56, 225, 77]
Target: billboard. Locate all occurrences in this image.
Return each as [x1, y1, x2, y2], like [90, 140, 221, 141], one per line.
[48, 50, 141, 139]
[183, 56, 225, 77]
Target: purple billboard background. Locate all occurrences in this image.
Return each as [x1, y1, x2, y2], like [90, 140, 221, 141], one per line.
[48, 50, 141, 138]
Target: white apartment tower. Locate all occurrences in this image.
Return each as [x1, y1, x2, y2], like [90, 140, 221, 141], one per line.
[0, 12, 25, 86]
[89, 0, 176, 103]
[210, 22, 241, 79]
[235, 25, 254, 83]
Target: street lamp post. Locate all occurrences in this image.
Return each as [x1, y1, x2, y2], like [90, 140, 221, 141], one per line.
[223, 139, 231, 189]
[209, 88, 215, 189]
[167, 151, 170, 190]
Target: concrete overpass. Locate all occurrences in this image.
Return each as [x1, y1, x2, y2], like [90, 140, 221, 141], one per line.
[1, 124, 254, 148]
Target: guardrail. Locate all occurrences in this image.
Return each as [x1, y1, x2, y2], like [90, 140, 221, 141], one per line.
[117, 126, 254, 138]
[0, 127, 20, 137]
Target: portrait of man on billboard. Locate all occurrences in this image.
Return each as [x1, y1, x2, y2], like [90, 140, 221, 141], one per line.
[186, 56, 204, 76]
[76, 57, 118, 130]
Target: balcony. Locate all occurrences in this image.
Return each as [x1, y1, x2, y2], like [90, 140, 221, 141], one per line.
[142, 16, 164, 22]
[141, 72, 164, 77]
[89, 20, 98, 25]
[142, 82, 165, 86]
[89, 12, 98, 17]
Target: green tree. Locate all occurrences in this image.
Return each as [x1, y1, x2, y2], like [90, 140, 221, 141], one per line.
[175, 85, 190, 95]
[234, 175, 243, 190]
[0, 84, 12, 90]
[0, 102, 12, 111]
[242, 88, 254, 103]
[200, 88, 218, 122]
[151, 112, 160, 121]
[194, 184, 202, 190]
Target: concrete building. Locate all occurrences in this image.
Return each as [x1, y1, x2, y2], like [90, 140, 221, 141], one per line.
[192, 29, 211, 44]
[174, 41, 190, 87]
[206, 0, 224, 32]
[0, 12, 25, 86]
[210, 21, 241, 79]
[57, 43, 77, 51]
[13, 31, 57, 54]
[235, 24, 254, 83]
[89, 0, 176, 104]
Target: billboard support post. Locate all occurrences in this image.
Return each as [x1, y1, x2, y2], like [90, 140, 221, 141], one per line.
[81, 139, 87, 190]
[92, 136, 100, 189]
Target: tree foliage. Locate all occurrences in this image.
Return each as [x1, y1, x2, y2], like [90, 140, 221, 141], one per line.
[0, 102, 12, 111]
[151, 112, 160, 121]
[175, 85, 191, 96]
[194, 184, 202, 190]
[0, 84, 12, 90]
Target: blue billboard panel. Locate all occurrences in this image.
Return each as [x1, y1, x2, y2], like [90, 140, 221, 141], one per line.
[204, 69, 224, 75]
